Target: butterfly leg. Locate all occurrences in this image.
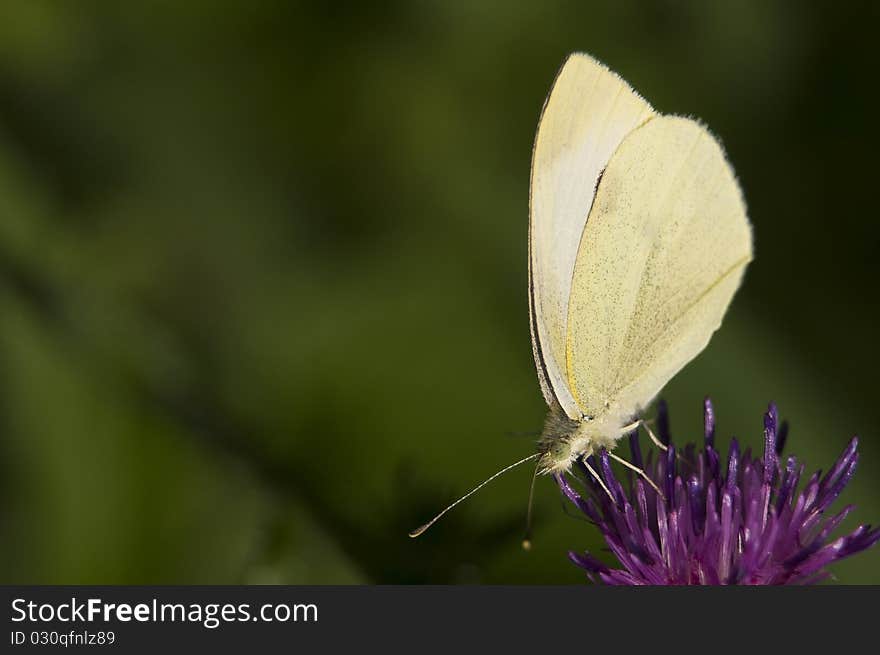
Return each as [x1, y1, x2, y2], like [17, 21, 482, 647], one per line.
[619, 418, 668, 451]
[580, 457, 616, 504]
[607, 451, 665, 501]
[640, 419, 668, 452]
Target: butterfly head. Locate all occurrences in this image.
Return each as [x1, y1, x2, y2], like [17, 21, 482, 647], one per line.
[537, 405, 627, 474]
[536, 406, 590, 474]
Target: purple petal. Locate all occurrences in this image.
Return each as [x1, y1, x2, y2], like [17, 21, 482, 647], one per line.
[726, 438, 740, 491]
[568, 550, 608, 573]
[763, 403, 779, 485]
[657, 399, 670, 445]
[703, 397, 715, 448]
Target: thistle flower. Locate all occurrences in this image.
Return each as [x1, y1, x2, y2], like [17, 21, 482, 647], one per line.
[558, 399, 880, 584]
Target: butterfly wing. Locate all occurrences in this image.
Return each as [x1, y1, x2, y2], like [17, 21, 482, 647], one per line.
[530, 53, 654, 418]
[565, 115, 752, 422]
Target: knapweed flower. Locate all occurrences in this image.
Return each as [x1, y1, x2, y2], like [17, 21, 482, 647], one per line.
[558, 399, 880, 584]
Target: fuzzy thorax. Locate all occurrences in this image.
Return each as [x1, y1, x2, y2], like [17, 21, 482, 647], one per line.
[537, 405, 628, 474]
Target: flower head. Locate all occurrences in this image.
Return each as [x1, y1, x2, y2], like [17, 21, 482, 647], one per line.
[558, 399, 880, 584]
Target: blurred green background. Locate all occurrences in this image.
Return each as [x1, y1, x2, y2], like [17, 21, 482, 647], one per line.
[0, 1, 878, 584]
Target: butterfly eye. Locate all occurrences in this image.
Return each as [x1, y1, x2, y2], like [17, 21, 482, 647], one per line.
[550, 440, 571, 462]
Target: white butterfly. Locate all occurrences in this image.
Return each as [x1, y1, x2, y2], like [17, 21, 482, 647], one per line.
[411, 53, 752, 538]
[529, 53, 752, 476]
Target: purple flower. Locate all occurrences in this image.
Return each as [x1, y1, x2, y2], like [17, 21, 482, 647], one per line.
[558, 399, 880, 584]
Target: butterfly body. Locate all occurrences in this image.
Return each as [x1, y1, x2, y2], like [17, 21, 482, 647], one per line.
[537, 404, 631, 474]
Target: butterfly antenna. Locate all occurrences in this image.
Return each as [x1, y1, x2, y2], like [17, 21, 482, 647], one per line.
[521, 460, 541, 550]
[408, 452, 541, 538]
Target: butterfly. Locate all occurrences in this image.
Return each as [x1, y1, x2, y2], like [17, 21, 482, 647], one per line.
[410, 53, 752, 539]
